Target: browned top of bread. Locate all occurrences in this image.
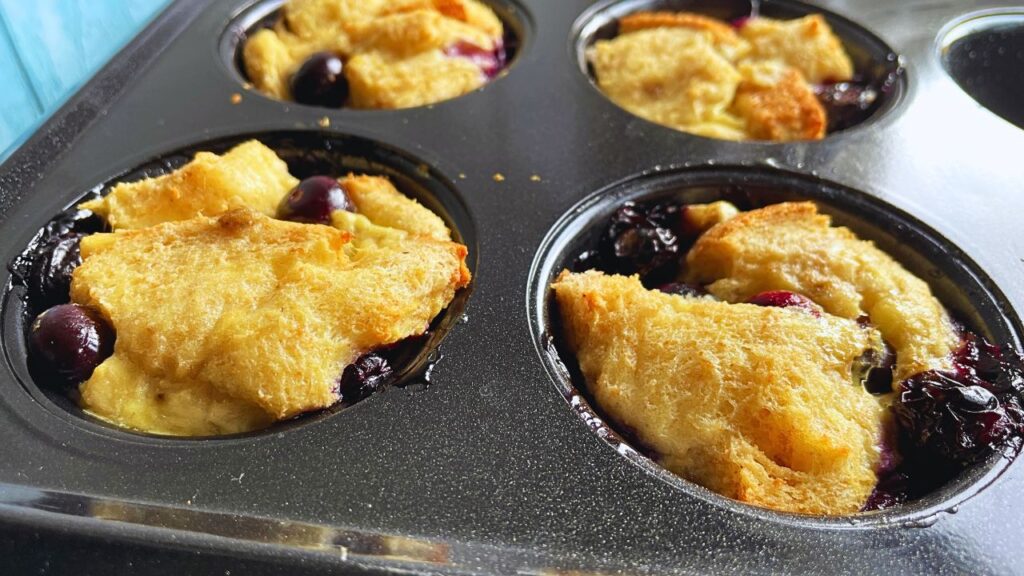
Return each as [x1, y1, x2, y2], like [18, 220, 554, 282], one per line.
[619, 11, 745, 49]
[552, 270, 885, 515]
[740, 15, 854, 84]
[74, 210, 470, 429]
[686, 202, 959, 380]
[80, 141, 298, 230]
[732, 61, 826, 141]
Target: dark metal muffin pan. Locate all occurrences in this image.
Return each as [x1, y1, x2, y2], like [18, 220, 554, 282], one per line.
[2, 0, 1024, 573]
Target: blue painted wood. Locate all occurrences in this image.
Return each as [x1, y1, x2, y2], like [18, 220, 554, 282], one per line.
[0, 0, 171, 160]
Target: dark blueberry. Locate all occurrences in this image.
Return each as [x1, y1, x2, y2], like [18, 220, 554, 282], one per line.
[337, 353, 393, 403]
[894, 367, 1024, 467]
[814, 81, 879, 132]
[278, 176, 355, 224]
[599, 202, 684, 283]
[746, 291, 821, 317]
[29, 304, 114, 386]
[730, 16, 752, 29]
[27, 234, 83, 307]
[862, 471, 910, 511]
[444, 40, 506, 79]
[854, 340, 897, 394]
[656, 283, 709, 298]
[10, 206, 106, 313]
[290, 52, 349, 107]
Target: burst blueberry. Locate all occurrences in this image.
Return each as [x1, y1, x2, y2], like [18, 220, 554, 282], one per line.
[746, 290, 821, 316]
[338, 353, 393, 402]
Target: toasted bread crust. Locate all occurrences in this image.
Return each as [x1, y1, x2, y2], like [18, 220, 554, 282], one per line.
[619, 11, 743, 46]
[732, 62, 826, 141]
[73, 143, 470, 435]
[553, 270, 884, 515]
[687, 202, 958, 380]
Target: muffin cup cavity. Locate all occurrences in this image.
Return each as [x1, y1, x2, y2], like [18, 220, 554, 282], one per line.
[940, 9, 1024, 130]
[2, 131, 477, 441]
[527, 166, 1022, 524]
[572, 0, 906, 139]
[219, 0, 529, 110]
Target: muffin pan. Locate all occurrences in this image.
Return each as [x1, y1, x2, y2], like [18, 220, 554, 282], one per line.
[3, 0, 1024, 573]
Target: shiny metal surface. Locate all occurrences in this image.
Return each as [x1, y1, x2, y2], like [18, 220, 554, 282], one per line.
[1, 0, 1024, 573]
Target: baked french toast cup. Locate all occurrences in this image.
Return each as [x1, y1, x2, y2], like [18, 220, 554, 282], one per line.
[9, 132, 476, 438]
[529, 167, 1024, 519]
[573, 0, 905, 140]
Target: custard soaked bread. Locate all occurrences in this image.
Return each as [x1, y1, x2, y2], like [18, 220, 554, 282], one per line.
[74, 210, 468, 432]
[552, 271, 885, 515]
[686, 202, 959, 380]
[60, 140, 470, 435]
[588, 12, 854, 141]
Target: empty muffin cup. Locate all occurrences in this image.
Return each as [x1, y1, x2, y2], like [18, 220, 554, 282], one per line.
[940, 10, 1024, 130]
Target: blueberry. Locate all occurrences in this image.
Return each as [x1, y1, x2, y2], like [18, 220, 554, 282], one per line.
[854, 339, 896, 394]
[813, 81, 879, 132]
[600, 202, 683, 283]
[746, 291, 821, 317]
[29, 304, 114, 386]
[278, 176, 355, 224]
[656, 283, 709, 298]
[290, 52, 349, 107]
[337, 353, 393, 403]
[894, 367, 1024, 467]
[444, 40, 506, 79]
[10, 206, 105, 314]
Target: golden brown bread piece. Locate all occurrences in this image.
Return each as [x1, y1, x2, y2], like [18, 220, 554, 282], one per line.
[242, 0, 501, 107]
[618, 11, 749, 58]
[588, 27, 747, 140]
[340, 174, 451, 241]
[73, 209, 470, 431]
[731, 61, 826, 141]
[552, 270, 885, 515]
[739, 15, 854, 83]
[686, 202, 959, 380]
[80, 141, 298, 230]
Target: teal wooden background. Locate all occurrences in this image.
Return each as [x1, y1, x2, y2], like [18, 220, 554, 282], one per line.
[0, 0, 171, 162]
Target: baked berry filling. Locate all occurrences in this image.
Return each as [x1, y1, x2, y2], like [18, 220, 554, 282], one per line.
[444, 39, 508, 79]
[570, 198, 1024, 511]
